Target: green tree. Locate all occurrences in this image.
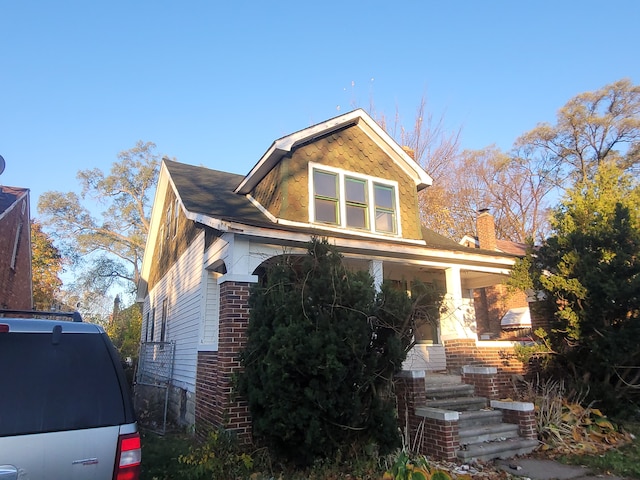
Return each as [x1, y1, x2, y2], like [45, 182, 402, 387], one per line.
[31, 219, 64, 310]
[515, 78, 640, 186]
[37, 141, 163, 296]
[513, 162, 640, 412]
[239, 238, 440, 464]
[106, 297, 142, 384]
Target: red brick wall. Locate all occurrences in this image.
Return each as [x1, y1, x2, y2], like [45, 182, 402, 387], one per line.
[0, 191, 32, 309]
[444, 339, 525, 399]
[194, 280, 252, 443]
[474, 285, 529, 338]
[421, 417, 459, 460]
[462, 370, 499, 400]
[500, 408, 537, 440]
[395, 372, 426, 445]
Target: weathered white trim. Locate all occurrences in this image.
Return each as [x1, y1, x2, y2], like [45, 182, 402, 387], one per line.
[246, 194, 278, 223]
[476, 340, 519, 348]
[234, 109, 432, 195]
[490, 400, 535, 412]
[217, 273, 258, 284]
[415, 407, 460, 421]
[462, 365, 497, 375]
[396, 370, 426, 379]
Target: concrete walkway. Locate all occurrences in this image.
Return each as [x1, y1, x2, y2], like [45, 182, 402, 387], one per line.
[497, 458, 627, 480]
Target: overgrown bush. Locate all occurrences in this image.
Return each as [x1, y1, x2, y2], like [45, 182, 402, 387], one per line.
[239, 238, 440, 465]
[178, 429, 254, 479]
[510, 163, 640, 415]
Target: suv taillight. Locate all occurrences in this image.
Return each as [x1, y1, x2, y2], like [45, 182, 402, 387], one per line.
[114, 432, 141, 480]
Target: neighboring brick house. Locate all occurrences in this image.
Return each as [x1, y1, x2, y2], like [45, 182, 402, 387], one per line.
[0, 185, 32, 309]
[136, 109, 523, 439]
[460, 209, 530, 339]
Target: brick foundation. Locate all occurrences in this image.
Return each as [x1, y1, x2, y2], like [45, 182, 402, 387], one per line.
[194, 281, 252, 443]
[461, 365, 499, 400]
[445, 339, 525, 399]
[396, 371, 426, 444]
[420, 414, 459, 460]
[397, 371, 460, 461]
[491, 400, 537, 440]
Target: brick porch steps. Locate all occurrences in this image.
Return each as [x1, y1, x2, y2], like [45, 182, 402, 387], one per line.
[422, 373, 538, 462]
[424, 396, 488, 411]
[457, 437, 540, 462]
[458, 409, 503, 428]
[459, 422, 519, 445]
[425, 383, 475, 399]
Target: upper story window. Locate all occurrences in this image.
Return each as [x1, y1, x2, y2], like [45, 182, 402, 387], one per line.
[310, 164, 399, 235]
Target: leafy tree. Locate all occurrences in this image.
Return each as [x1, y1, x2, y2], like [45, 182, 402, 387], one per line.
[106, 296, 142, 361]
[31, 219, 64, 310]
[240, 238, 441, 464]
[37, 141, 163, 296]
[515, 78, 640, 186]
[106, 297, 142, 384]
[377, 79, 639, 244]
[375, 98, 463, 237]
[512, 162, 640, 412]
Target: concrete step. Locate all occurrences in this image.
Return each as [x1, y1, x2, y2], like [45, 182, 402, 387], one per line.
[459, 422, 520, 445]
[425, 396, 488, 411]
[425, 383, 475, 399]
[424, 374, 462, 387]
[457, 437, 539, 462]
[458, 409, 503, 428]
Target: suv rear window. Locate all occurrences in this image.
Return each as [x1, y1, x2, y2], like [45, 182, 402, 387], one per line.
[0, 331, 126, 437]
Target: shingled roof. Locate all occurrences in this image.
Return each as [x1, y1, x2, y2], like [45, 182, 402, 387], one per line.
[165, 159, 494, 255]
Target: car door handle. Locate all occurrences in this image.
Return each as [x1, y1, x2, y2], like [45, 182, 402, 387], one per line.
[0, 465, 18, 480]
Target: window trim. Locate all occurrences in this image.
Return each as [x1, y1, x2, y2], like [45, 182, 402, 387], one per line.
[160, 298, 168, 342]
[309, 163, 401, 236]
[10, 221, 22, 270]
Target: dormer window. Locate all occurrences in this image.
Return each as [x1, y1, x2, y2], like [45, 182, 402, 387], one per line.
[310, 164, 399, 235]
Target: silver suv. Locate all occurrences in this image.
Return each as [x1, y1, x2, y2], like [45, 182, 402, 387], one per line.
[0, 310, 140, 480]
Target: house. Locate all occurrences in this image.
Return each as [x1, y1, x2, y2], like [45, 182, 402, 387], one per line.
[136, 109, 523, 440]
[459, 209, 531, 339]
[0, 185, 32, 309]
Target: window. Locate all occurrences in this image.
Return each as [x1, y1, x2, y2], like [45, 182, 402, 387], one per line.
[173, 198, 179, 238]
[10, 221, 22, 270]
[313, 170, 339, 224]
[374, 183, 396, 233]
[150, 308, 155, 341]
[160, 299, 168, 342]
[166, 203, 172, 239]
[311, 165, 399, 235]
[345, 177, 368, 229]
[144, 312, 150, 342]
[0, 332, 126, 436]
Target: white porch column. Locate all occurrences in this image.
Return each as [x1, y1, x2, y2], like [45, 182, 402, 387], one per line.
[440, 266, 477, 341]
[218, 234, 258, 284]
[368, 259, 383, 292]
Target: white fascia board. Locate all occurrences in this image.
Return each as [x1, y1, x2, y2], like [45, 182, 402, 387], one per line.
[459, 235, 479, 248]
[184, 211, 231, 232]
[356, 114, 433, 189]
[216, 220, 517, 273]
[138, 161, 171, 298]
[234, 111, 365, 194]
[234, 109, 432, 194]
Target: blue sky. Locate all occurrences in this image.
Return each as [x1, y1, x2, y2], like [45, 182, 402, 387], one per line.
[1, 0, 639, 213]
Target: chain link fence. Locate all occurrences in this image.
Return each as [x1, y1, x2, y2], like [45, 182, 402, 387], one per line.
[134, 341, 175, 434]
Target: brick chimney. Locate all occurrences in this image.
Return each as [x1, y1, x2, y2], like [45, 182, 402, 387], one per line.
[477, 208, 497, 250]
[401, 146, 415, 160]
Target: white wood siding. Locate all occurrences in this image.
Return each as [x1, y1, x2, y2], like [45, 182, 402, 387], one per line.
[199, 270, 220, 350]
[403, 344, 447, 372]
[142, 232, 205, 392]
